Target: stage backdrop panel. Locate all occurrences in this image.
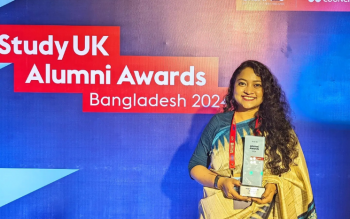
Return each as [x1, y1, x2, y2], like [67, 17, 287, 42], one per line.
[0, 0, 349, 218]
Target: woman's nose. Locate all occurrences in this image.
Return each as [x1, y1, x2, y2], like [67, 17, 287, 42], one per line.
[244, 85, 254, 94]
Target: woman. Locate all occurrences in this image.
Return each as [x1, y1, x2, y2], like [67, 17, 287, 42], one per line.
[188, 60, 316, 219]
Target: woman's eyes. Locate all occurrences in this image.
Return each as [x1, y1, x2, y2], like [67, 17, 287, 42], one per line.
[237, 82, 262, 87]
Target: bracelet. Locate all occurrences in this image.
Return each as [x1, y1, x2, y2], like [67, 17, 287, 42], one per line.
[214, 175, 221, 189]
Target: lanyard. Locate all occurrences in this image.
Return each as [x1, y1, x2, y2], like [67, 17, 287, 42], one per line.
[229, 113, 261, 170]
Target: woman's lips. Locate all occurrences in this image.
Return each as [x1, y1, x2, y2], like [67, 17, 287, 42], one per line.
[242, 96, 256, 101]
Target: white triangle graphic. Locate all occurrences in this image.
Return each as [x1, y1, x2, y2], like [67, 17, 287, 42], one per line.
[0, 63, 11, 69]
[0, 0, 15, 8]
[0, 168, 78, 207]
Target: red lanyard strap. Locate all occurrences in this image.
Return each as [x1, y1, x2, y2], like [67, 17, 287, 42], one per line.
[229, 113, 261, 169]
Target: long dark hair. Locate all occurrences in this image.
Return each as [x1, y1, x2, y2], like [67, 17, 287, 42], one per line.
[223, 60, 298, 175]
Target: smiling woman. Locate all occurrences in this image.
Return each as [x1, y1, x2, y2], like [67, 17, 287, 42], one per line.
[189, 60, 316, 219]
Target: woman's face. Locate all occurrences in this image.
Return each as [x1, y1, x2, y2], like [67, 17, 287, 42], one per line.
[233, 67, 263, 113]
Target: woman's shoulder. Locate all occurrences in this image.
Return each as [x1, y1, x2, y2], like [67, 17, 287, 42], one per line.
[208, 111, 234, 128]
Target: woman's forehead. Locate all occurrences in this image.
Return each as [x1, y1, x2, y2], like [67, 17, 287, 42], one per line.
[236, 67, 261, 81]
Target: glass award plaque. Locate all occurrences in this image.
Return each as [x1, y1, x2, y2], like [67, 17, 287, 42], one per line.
[240, 135, 266, 198]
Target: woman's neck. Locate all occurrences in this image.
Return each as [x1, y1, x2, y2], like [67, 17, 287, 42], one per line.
[234, 108, 258, 123]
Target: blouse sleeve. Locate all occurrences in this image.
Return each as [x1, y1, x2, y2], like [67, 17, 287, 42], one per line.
[188, 115, 219, 176]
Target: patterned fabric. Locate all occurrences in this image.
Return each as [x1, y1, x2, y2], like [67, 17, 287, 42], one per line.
[196, 112, 317, 219]
[297, 199, 317, 219]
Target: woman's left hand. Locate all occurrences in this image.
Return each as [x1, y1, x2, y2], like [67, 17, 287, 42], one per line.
[251, 183, 277, 204]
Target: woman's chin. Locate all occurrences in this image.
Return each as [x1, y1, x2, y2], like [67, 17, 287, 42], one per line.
[236, 106, 259, 112]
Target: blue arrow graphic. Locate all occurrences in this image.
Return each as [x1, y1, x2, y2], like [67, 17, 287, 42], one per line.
[0, 168, 78, 207]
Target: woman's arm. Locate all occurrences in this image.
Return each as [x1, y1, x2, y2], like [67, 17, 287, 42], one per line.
[190, 165, 217, 187]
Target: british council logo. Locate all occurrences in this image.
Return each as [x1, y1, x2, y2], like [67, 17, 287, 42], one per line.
[308, 0, 321, 2]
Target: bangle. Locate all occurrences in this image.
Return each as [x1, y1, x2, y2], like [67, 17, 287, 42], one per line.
[214, 175, 221, 189]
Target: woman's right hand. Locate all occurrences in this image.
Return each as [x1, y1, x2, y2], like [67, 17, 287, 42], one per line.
[217, 177, 251, 201]
[190, 166, 251, 201]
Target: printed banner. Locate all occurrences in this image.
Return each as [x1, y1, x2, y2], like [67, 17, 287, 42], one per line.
[0, 25, 226, 114]
[1, 1, 350, 218]
[236, 0, 350, 11]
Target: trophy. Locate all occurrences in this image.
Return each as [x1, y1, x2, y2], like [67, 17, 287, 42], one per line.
[240, 135, 266, 198]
